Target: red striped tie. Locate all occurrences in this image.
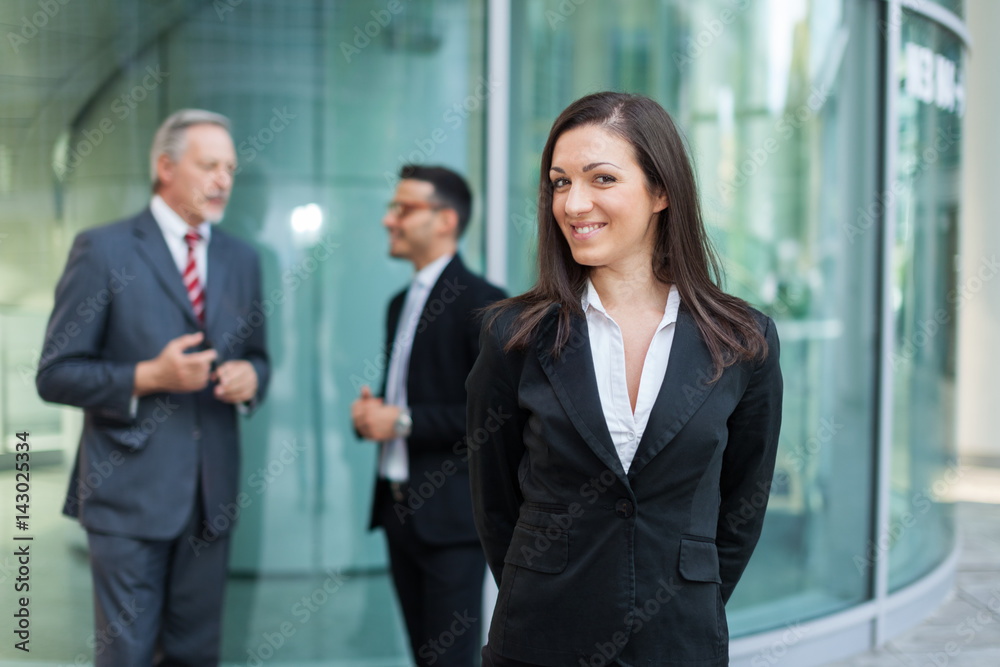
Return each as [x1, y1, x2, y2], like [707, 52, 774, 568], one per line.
[183, 231, 205, 326]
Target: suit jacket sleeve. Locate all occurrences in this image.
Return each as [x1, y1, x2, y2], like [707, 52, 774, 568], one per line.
[241, 249, 270, 410]
[36, 232, 136, 423]
[468, 314, 526, 585]
[716, 316, 783, 602]
[407, 282, 506, 452]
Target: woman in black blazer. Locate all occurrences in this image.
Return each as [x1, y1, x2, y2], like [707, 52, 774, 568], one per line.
[467, 92, 783, 667]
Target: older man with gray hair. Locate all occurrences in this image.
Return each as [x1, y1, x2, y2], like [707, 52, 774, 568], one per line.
[37, 109, 270, 665]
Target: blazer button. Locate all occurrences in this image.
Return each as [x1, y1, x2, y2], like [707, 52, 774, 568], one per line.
[192, 429, 202, 440]
[615, 498, 634, 518]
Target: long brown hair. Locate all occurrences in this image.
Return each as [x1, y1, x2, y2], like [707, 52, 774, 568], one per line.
[491, 91, 766, 381]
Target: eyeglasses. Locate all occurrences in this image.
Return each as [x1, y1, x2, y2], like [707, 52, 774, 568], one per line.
[386, 200, 444, 217]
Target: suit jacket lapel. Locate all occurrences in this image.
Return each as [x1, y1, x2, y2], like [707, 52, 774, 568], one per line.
[204, 231, 229, 338]
[536, 307, 625, 479]
[627, 306, 717, 479]
[133, 210, 201, 330]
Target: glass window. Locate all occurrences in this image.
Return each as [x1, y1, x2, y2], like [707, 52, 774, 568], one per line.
[0, 1, 485, 663]
[508, 0, 882, 635]
[887, 8, 962, 592]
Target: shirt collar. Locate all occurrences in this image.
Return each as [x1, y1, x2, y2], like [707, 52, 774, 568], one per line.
[150, 195, 212, 243]
[582, 277, 681, 328]
[412, 253, 454, 290]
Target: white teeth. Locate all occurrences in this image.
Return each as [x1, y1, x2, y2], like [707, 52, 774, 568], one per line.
[575, 224, 604, 234]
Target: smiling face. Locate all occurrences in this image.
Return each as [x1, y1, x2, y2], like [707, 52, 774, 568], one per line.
[549, 124, 667, 276]
[382, 178, 456, 270]
[156, 123, 236, 226]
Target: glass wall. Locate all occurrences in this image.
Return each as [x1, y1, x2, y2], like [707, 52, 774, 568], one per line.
[887, 7, 963, 593]
[0, 0, 966, 664]
[508, 0, 882, 636]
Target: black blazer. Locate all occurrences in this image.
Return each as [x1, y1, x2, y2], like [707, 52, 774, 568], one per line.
[468, 302, 782, 666]
[368, 254, 506, 545]
[36, 210, 270, 540]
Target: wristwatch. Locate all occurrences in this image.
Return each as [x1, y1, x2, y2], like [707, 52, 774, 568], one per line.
[393, 408, 412, 437]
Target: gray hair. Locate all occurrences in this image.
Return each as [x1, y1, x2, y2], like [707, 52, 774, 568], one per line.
[149, 109, 231, 191]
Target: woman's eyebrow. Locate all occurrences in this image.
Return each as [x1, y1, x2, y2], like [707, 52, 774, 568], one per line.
[549, 161, 621, 173]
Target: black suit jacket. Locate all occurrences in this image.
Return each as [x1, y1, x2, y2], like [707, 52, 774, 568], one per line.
[468, 302, 782, 666]
[368, 254, 506, 545]
[36, 209, 270, 540]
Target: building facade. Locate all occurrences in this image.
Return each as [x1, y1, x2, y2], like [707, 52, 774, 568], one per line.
[0, 0, 970, 664]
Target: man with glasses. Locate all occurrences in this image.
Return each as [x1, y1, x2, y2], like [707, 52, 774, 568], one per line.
[351, 164, 505, 666]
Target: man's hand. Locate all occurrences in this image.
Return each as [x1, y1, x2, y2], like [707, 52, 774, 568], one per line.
[212, 360, 258, 404]
[351, 385, 401, 441]
[134, 332, 217, 396]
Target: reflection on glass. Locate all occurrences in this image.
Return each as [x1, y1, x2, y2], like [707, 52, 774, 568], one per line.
[887, 9, 961, 593]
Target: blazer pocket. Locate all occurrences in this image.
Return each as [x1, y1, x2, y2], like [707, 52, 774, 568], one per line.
[91, 414, 149, 451]
[503, 507, 570, 574]
[678, 537, 722, 583]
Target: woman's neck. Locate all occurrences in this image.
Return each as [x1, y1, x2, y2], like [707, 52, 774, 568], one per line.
[589, 263, 670, 314]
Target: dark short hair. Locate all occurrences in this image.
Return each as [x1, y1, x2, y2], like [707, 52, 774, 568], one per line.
[399, 164, 473, 237]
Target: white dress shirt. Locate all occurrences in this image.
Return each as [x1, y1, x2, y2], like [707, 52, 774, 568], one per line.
[150, 194, 211, 287]
[583, 279, 681, 472]
[379, 253, 455, 481]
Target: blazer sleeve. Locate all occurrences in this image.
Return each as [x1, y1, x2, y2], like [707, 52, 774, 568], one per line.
[239, 249, 270, 411]
[716, 316, 783, 603]
[35, 232, 137, 423]
[467, 314, 526, 585]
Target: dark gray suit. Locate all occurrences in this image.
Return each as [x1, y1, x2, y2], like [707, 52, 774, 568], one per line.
[37, 208, 269, 665]
[468, 303, 782, 666]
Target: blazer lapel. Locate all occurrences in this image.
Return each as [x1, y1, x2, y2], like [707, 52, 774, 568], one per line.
[627, 306, 718, 479]
[204, 231, 229, 338]
[536, 307, 626, 479]
[133, 210, 201, 330]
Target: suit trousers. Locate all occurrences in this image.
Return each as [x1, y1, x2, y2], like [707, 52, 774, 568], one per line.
[86, 492, 230, 666]
[380, 488, 486, 667]
[482, 645, 627, 667]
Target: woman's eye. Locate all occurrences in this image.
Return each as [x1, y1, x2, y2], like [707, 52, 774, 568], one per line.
[551, 178, 569, 188]
[595, 175, 617, 185]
